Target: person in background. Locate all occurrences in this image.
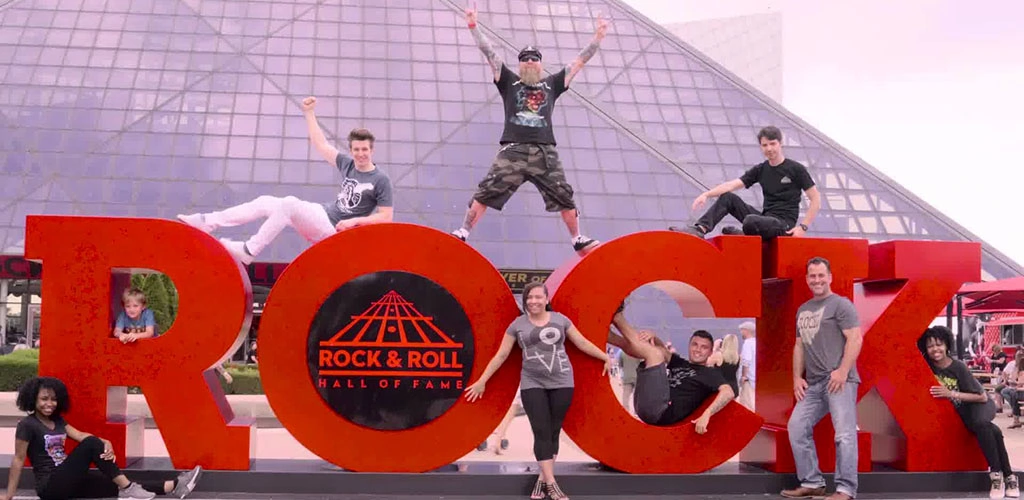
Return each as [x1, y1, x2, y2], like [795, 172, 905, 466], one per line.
[991, 343, 1009, 412]
[1000, 351, 1024, 429]
[738, 321, 757, 410]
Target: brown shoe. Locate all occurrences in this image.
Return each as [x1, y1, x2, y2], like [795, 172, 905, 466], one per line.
[825, 493, 853, 500]
[781, 486, 826, 498]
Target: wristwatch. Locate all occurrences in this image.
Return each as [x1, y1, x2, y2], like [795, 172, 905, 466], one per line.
[798, 223, 809, 231]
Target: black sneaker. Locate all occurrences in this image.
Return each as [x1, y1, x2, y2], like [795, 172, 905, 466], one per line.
[668, 225, 706, 238]
[572, 235, 598, 252]
[721, 226, 744, 235]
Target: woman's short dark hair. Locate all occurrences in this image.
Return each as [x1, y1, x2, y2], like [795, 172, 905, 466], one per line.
[521, 282, 550, 312]
[917, 325, 955, 357]
[16, 377, 70, 417]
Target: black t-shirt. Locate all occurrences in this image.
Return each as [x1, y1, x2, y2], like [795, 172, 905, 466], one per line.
[720, 361, 740, 396]
[496, 64, 567, 145]
[739, 158, 815, 226]
[662, 354, 728, 425]
[931, 358, 996, 425]
[15, 414, 68, 490]
[991, 351, 1008, 373]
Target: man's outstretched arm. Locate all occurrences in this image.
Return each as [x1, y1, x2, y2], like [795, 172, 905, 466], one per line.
[465, 6, 502, 82]
[565, 14, 610, 86]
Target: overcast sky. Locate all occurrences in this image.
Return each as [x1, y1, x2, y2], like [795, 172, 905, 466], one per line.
[624, 0, 1023, 271]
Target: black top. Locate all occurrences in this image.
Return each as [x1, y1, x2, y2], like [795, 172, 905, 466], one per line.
[662, 354, 728, 425]
[991, 351, 1008, 373]
[720, 361, 740, 396]
[496, 64, 568, 145]
[15, 414, 68, 491]
[931, 358, 996, 425]
[739, 158, 815, 226]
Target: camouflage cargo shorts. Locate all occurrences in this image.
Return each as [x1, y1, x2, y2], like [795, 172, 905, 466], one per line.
[472, 143, 576, 212]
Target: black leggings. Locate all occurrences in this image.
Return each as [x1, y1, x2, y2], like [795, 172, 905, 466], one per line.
[37, 436, 165, 500]
[968, 421, 1013, 476]
[521, 387, 573, 462]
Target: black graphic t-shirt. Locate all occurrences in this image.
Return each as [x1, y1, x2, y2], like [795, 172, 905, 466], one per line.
[662, 354, 728, 425]
[496, 64, 568, 145]
[739, 158, 815, 226]
[322, 152, 393, 226]
[15, 414, 68, 490]
[931, 358, 996, 425]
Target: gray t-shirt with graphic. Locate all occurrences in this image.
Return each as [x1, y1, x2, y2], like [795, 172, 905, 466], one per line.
[796, 293, 860, 385]
[322, 152, 393, 225]
[506, 312, 575, 390]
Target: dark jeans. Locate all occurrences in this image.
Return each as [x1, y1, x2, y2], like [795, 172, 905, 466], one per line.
[696, 192, 791, 238]
[1000, 387, 1021, 417]
[520, 387, 574, 461]
[967, 421, 1013, 476]
[37, 436, 164, 500]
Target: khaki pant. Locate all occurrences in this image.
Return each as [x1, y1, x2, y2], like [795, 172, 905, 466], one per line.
[739, 380, 755, 411]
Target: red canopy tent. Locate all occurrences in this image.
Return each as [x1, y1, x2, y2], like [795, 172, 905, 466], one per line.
[960, 276, 1024, 313]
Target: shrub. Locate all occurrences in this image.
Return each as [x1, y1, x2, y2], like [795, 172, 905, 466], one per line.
[0, 348, 40, 391]
[0, 350, 264, 395]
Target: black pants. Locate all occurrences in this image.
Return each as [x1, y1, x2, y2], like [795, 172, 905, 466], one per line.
[520, 387, 573, 461]
[968, 421, 1013, 476]
[38, 436, 164, 500]
[696, 192, 790, 238]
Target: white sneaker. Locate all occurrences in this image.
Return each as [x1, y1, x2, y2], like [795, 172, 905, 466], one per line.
[1006, 472, 1020, 498]
[451, 228, 469, 242]
[176, 213, 214, 233]
[219, 238, 254, 265]
[171, 465, 203, 498]
[118, 482, 156, 500]
[992, 471, 1006, 499]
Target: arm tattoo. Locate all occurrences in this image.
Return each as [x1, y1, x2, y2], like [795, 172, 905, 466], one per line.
[470, 27, 503, 72]
[576, 39, 601, 64]
[708, 390, 731, 414]
[461, 208, 479, 230]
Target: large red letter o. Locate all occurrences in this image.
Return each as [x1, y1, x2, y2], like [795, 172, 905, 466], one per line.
[548, 232, 765, 473]
[257, 223, 520, 472]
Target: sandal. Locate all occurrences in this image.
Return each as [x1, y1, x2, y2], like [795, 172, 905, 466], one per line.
[546, 481, 570, 500]
[530, 478, 547, 500]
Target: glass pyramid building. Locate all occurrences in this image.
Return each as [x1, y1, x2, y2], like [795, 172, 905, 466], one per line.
[0, 0, 1018, 280]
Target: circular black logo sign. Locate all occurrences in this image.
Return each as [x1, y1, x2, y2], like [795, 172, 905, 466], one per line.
[307, 271, 474, 431]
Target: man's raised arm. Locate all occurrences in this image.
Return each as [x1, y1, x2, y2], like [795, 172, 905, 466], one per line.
[565, 14, 610, 86]
[465, 5, 502, 82]
[301, 96, 340, 166]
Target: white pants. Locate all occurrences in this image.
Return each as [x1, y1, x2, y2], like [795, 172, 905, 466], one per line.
[739, 380, 756, 411]
[204, 195, 335, 255]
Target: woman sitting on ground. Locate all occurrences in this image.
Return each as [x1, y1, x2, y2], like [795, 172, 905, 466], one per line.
[1, 376, 202, 500]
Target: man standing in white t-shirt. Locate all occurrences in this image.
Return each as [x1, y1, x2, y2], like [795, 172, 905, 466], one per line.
[738, 321, 757, 410]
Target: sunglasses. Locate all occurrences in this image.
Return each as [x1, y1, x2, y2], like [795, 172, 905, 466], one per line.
[519, 56, 540, 62]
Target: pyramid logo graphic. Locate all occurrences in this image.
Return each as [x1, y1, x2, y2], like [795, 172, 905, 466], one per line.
[321, 290, 463, 350]
[317, 290, 467, 382]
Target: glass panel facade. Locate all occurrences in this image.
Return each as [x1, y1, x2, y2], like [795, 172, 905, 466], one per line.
[0, 0, 1017, 278]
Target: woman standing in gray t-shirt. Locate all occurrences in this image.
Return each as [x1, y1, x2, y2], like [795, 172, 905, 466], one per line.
[465, 282, 612, 500]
